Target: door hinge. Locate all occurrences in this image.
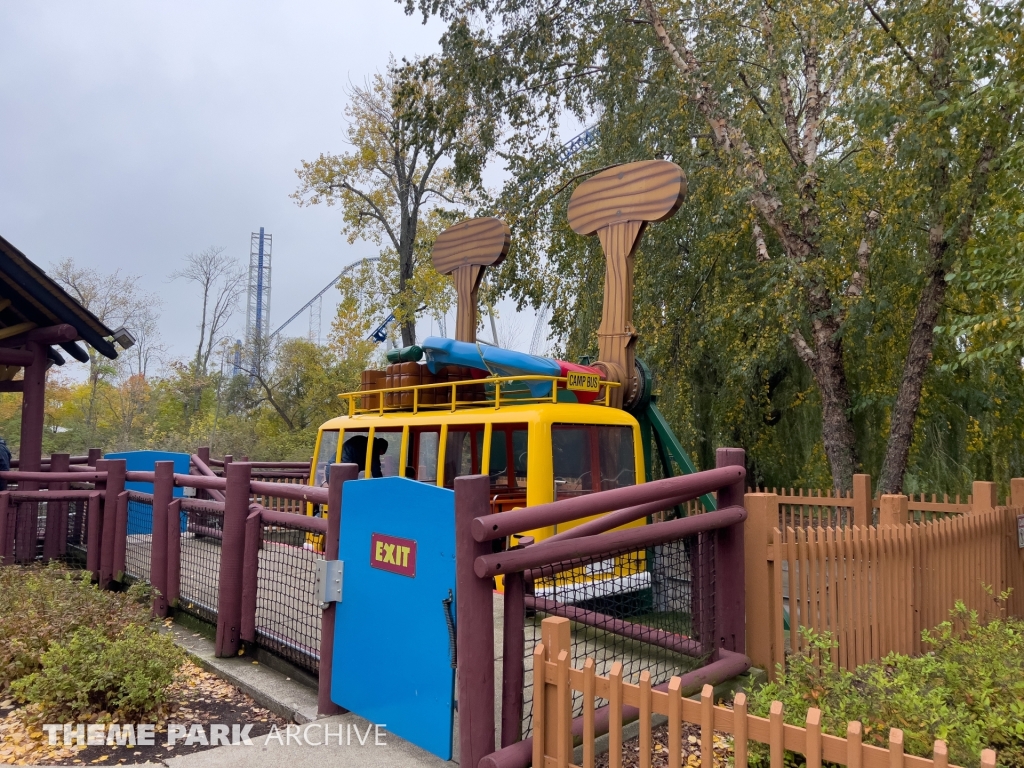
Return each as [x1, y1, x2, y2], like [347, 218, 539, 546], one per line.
[316, 560, 344, 607]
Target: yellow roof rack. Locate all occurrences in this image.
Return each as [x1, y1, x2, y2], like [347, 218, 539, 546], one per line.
[338, 375, 619, 416]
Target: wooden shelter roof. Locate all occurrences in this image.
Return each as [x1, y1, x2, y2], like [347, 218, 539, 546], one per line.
[0, 234, 119, 371]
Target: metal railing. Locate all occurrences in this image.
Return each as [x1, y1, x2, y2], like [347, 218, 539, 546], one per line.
[453, 449, 750, 768]
[341, 374, 620, 415]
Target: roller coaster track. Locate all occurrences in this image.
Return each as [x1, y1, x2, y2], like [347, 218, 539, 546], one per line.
[270, 257, 379, 340]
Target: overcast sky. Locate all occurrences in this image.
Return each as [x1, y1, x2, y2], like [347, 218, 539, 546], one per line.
[0, 1, 543, 377]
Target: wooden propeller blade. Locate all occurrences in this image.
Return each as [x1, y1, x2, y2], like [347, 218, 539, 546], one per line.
[567, 160, 686, 408]
[568, 160, 686, 236]
[432, 217, 511, 343]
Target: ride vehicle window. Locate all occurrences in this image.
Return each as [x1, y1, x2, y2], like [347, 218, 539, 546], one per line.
[314, 430, 340, 486]
[488, 424, 529, 492]
[551, 424, 635, 499]
[412, 428, 440, 484]
[374, 430, 404, 477]
[443, 427, 483, 488]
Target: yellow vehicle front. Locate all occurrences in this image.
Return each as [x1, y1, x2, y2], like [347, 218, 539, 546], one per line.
[308, 374, 646, 547]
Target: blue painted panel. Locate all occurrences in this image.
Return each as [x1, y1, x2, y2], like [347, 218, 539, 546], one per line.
[106, 451, 191, 534]
[332, 477, 456, 760]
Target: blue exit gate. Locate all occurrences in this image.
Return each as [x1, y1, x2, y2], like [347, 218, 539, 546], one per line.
[331, 477, 457, 760]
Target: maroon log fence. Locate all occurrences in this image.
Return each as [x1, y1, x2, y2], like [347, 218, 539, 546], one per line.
[456, 448, 750, 768]
[115, 456, 351, 716]
[2, 444, 753, 759]
[0, 453, 107, 571]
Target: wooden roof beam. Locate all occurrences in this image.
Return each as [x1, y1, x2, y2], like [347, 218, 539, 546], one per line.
[59, 340, 91, 363]
[0, 323, 78, 349]
[0, 321, 36, 341]
[0, 348, 33, 366]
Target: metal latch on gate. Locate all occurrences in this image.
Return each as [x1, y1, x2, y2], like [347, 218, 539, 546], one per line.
[316, 560, 344, 607]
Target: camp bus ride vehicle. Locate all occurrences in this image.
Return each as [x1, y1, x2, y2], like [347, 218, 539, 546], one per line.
[308, 160, 715, 583]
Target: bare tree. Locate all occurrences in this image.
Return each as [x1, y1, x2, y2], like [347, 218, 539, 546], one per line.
[171, 246, 245, 375]
[51, 259, 156, 440]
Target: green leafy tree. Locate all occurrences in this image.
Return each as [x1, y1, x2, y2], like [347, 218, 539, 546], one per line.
[293, 60, 487, 346]
[406, 0, 1024, 492]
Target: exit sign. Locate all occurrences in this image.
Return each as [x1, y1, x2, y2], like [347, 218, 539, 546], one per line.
[370, 532, 417, 577]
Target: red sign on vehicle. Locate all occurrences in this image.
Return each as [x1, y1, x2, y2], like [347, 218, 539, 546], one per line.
[370, 532, 417, 578]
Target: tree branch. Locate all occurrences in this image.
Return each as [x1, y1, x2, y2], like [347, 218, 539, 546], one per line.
[845, 209, 880, 297]
[752, 221, 771, 262]
[331, 180, 401, 251]
[790, 329, 818, 369]
[862, 0, 929, 81]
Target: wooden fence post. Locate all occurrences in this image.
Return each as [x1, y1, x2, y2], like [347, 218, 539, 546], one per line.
[715, 447, 746, 654]
[43, 453, 70, 561]
[216, 462, 250, 657]
[166, 499, 181, 608]
[972, 481, 997, 513]
[318, 462, 359, 716]
[853, 474, 872, 528]
[540, 616, 572, 764]
[1011, 478, 1024, 508]
[0, 493, 12, 565]
[100, 459, 126, 588]
[744, 492, 778, 676]
[89, 460, 108, 580]
[112, 491, 129, 582]
[240, 509, 261, 643]
[879, 495, 908, 527]
[455, 474, 496, 768]
[87, 448, 102, 467]
[151, 461, 174, 617]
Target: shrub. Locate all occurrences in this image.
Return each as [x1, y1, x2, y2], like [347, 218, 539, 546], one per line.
[11, 625, 184, 722]
[748, 602, 1024, 768]
[0, 563, 153, 692]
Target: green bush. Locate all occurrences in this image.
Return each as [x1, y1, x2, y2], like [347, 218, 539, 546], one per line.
[11, 625, 184, 722]
[748, 602, 1024, 768]
[0, 563, 153, 692]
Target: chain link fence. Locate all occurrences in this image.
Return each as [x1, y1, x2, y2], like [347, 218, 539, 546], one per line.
[519, 530, 716, 737]
[254, 516, 323, 674]
[177, 500, 224, 624]
[124, 492, 154, 582]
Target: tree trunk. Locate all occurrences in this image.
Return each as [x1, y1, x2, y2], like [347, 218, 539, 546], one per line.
[808, 316, 859, 493]
[398, 217, 416, 347]
[877, 238, 948, 494]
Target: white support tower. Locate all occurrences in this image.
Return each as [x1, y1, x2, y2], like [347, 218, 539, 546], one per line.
[246, 227, 272, 370]
[308, 295, 322, 344]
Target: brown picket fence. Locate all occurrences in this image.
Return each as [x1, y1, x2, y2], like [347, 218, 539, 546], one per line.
[745, 498, 1024, 677]
[746, 476, 1002, 540]
[530, 616, 996, 768]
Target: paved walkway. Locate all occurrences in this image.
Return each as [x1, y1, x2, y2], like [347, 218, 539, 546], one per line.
[104, 624, 455, 768]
